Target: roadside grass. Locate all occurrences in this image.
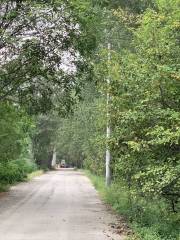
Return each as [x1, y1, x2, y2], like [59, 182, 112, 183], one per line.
[0, 165, 44, 194]
[84, 170, 180, 240]
[27, 170, 44, 181]
[0, 183, 9, 192]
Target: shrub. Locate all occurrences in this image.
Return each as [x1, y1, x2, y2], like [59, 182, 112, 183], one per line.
[0, 160, 37, 185]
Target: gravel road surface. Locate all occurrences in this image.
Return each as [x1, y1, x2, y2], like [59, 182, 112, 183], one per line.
[0, 169, 124, 240]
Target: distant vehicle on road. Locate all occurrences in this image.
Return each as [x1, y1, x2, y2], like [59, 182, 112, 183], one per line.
[60, 160, 66, 168]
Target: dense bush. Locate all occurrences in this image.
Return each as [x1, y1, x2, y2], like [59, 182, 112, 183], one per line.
[108, 0, 180, 210]
[0, 103, 32, 163]
[0, 103, 38, 187]
[0, 160, 37, 185]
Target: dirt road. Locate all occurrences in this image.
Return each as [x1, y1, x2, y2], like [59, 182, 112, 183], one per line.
[0, 170, 124, 240]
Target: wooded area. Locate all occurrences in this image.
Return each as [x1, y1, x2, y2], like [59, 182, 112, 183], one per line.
[0, 1, 179, 239]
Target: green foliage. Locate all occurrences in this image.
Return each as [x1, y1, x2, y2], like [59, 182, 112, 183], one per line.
[32, 115, 59, 169]
[57, 0, 180, 216]
[0, 1, 85, 114]
[66, 0, 180, 238]
[0, 103, 34, 162]
[0, 103, 38, 187]
[56, 82, 106, 173]
[86, 171, 180, 240]
[0, 160, 37, 185]
[107, 1, 180, 207]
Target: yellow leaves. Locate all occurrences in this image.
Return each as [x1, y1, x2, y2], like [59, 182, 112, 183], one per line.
[158, 15, 166, 21]
[113, 7, 139, 28]
[171, 73, 180, 81]
[172, 20, 180, 29]
[127, 141, 141, 152]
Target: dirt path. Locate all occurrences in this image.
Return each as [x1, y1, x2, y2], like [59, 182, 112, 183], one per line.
[0, 169, 125, 240]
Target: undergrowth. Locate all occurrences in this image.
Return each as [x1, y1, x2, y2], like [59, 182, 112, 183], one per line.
[0, 183, 9, 192]
[27, 170, 44, 181]
[85, 170, 180, 240]
[0, 159, 39, 191]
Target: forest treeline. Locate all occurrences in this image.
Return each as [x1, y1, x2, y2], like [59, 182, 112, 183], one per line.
[0, 0, 179, 239]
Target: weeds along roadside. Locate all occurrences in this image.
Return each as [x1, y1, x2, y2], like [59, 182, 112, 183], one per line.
[84, 170, 180, 240]
[0, 160, 43, 192]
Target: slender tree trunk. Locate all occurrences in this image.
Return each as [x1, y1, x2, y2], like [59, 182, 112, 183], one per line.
[51, 147, 57, 169]
[106, 43, 111, 187]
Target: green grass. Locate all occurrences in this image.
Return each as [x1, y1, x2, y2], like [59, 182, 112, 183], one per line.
[27, 170, 44, 181]
[84, 170, 180, 240]
[0, 183, 9, 192]
[0, 169, 44, 193]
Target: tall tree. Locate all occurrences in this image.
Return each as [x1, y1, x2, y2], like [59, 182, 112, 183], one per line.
[0, 0, 84, 113]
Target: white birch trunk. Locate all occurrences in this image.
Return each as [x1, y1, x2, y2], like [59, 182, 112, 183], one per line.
[51, 147, 57, 169]
[106, 42, 111, 186]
